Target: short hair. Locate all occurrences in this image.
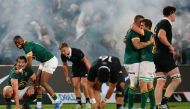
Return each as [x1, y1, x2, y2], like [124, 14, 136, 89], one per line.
[142, 19, 152, 29]
[13, 35, 23, 42]
[16, 56, 27, 63]
[59, 42, 69, 49]
[134, 15, 144, 23]
[163, 6, 176, 17]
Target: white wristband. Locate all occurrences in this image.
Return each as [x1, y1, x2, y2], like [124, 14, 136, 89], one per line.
[103, 98, 109, 103]
[90, 98, 96, 104]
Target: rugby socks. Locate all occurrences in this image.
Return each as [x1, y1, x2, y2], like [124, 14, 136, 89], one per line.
[123, 86, 129, 106]
[52, 94, 58, 101]
[24, 94, 36, 107]
[76, 97, 82, 106]
[149, 89, 155, 109]
[140, 91, 148, 109]
[36, 94, 42, 108]
[116, 104, 123, 109]
[128, 87, 135, 109]
[161, 96, 169, 105]
[86, 97, 90, 103]
[5, 97, 11, 106]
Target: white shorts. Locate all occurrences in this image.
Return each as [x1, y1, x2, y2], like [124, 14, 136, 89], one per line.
[39, 56, 58, 74]
[18, 87, 29, 99]
[124, 63, 140, 77]
[139, 61, 155, 82]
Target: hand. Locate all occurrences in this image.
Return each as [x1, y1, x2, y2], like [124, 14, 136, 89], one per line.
[171, 50, 177, 60]
[66, 76, 71, 84]
[100, 101, 107, 108]
[168, 45, 175, 52]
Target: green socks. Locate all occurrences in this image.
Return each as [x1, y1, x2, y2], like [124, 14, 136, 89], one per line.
[140, 91, 148, 109]
[128, 87, 135, 109]
[149, 89, 155, 109]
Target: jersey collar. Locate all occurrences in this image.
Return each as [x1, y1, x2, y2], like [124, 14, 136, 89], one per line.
[162, 17, 172, 26]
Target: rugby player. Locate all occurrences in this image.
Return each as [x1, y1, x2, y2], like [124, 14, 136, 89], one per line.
[59, 42, 91, 109]
[3, 56, 36, 109]
[153, 6, 181, 109]
[87, 56, 125, 109]
[13, 36, 62, 109]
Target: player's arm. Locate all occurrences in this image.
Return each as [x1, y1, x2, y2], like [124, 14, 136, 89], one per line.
[131, 24, 145, 36]
[82, 56, 91, 71]
[30, 73, 37, 85]
[62, 62, 71, 84]
[11, 78, 20, 109]
[26, 51, 33, 67]
[132, 37, 154, 49]
[158, 29, 174, 52]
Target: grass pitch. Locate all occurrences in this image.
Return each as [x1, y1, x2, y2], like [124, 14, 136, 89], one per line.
[0, 102, 189, 109]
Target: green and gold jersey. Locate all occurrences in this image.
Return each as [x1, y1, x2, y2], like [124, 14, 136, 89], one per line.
[124, 29, 141, 64]
[23, 41, 53, 62]
[8, 66, 34, 90]
[141, 30, 154, 62]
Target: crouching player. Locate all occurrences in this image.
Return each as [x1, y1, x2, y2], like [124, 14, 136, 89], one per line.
[87, 56, 125, 109]
[3, 56, 36, 109]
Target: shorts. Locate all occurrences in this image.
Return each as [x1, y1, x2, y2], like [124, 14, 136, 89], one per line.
[154, 53, 177, 73]
[18, 87, 29, 99]
[72, 65, 88, 77]
[124, 63, 140, 78]
[139, 61, 155, 82]
[39, 56, 58, 74]
[116, 73, 125, 92]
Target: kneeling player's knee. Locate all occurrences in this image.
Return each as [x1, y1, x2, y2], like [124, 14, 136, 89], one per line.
[3, 86, 13, 97]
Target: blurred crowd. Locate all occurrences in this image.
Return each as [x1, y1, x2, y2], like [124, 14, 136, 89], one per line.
[0, 0, 190, 65]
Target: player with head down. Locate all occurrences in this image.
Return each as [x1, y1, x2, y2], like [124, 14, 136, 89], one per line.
[87, 56, 126, 109]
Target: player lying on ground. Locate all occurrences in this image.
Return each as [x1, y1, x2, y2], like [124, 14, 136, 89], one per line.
[13, 36, 62, 109]
[59, 42, 91, 109]
[131, 19, 155, 109]
[87, 56, 125, 109]
[3, 56, 36, 109]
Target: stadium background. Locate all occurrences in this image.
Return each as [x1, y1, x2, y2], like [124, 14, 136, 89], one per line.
[0, 0, 190, 108]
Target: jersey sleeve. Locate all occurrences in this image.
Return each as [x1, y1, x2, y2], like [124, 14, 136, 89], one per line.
[23, 43, 33, 54]
[61, 54, 67, 63]
[131, 30, 140, 40]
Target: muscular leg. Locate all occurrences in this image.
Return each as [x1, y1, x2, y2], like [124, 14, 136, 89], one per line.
[161, 67, 181, 105]
[81, 77, 90, 103]
[72, 77, 82, 106]
[115, 82, 125, 109]
[154, 72, 166, 105]
[3, 86, 13, 109]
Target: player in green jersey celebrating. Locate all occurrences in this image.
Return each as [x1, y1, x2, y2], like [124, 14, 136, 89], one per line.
[13, 36, 62, 109]
[3, 56, 36, 109]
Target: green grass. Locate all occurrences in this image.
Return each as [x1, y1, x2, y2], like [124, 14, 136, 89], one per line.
[0, 102, 190, 109]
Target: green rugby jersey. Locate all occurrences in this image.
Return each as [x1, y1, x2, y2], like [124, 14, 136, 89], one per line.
[140, 30, 154, 62]
[124, 29, 141, 64]
[23, 41, 53, 62]
[8, 66, 34, 90]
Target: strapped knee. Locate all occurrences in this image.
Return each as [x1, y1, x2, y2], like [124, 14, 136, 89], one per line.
[170, 73, 181, 80]
[156, 75, 167, 80]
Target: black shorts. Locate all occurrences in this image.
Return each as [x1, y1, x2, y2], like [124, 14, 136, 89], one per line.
[72, 66, 88, 77]
[116, 73, 125, 92]
[154, 53, 177, 73]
